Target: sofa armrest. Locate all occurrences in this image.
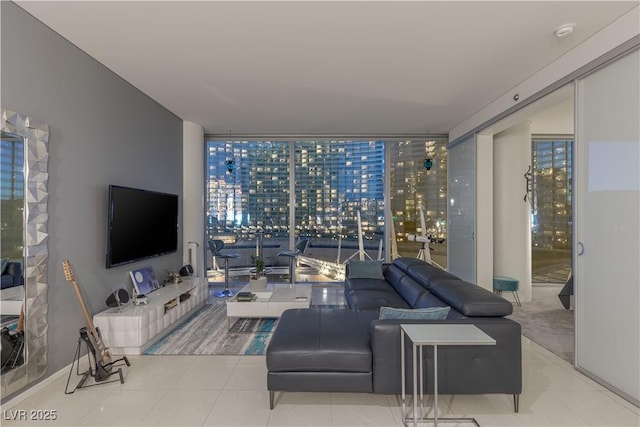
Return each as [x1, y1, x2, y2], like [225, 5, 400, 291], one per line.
[369, 317, 522, 395]
[429, 279, 513, 316]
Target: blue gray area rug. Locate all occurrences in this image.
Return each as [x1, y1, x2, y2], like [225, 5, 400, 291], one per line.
[144, 303, 278, 356]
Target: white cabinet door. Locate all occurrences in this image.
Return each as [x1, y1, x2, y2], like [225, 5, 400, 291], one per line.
[575, 48, 639, 404]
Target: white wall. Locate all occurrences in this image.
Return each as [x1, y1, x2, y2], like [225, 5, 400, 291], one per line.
[493, 121, 533, 302]
[182, 122, 205, 277]
[474, 134, 494, 290]
[529, 98, 574, 135]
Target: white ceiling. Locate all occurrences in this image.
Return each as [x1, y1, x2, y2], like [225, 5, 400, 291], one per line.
[16, 1, 637, 136]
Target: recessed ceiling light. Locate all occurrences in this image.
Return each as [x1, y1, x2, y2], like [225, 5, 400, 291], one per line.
[554, 23, 575, 38]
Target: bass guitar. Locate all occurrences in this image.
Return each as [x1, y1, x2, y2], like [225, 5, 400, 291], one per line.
[62, 260, 115, 381]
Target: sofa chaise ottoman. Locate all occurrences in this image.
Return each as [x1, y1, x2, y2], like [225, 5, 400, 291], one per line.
[266, 307, 378, 409]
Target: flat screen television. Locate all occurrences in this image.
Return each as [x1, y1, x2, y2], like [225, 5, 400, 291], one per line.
[106, 185, 179, 268]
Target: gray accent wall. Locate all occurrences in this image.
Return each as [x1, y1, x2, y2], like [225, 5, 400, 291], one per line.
[1, 2, 183, 397]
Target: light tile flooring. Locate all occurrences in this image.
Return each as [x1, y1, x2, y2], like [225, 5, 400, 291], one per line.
[2, 284, 639, 427]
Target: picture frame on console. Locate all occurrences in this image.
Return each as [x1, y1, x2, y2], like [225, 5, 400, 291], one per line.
[129, 267, 160, 298]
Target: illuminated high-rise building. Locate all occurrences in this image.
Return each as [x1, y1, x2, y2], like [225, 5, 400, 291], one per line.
[205, 140, 385, 241]
[531, 138, 573, 250]
[388, 138, 448, 240]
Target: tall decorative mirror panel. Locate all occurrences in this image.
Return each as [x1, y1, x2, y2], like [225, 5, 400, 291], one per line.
[1, 108, 49, 397]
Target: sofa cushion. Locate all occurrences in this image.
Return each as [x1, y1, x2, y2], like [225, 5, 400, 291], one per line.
[379, 306, 451, 320]
[347, 260, 385, 279]
[383, 264, 406, 285]
[346, 289, 410, 311]
[405, 263, 459, 289]
[267, 308, 377, 373]
[345, 278, 391, 292]
[429, 279, 513, 317]
[391, 257, 429, 273]
[389, 274, 429, 307]
[412, 292, 468, 319]
[412, 291, 450, 309]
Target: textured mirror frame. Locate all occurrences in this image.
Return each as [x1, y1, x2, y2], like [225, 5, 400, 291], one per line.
[1, 108, 49, 397]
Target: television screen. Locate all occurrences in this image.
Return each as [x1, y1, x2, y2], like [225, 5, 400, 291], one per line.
[106, 185, 179, 268]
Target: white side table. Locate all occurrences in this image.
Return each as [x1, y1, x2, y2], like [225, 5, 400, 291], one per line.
[400, 324, 496, 426]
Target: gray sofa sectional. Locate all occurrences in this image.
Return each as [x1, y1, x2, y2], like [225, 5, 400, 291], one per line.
[266, 257, 522, 411]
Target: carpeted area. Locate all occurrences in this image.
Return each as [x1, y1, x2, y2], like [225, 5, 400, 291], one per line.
[507, 285, 574, 363]
[144, 303, 279, 356]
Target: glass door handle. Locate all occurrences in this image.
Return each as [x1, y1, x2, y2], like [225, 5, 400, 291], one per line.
[577, 241, 585, 256]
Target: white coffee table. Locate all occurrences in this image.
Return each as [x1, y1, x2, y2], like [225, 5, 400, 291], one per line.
[226, 283, 312, 329]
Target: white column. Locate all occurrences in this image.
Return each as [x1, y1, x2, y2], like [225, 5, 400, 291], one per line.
[493, 121, 532, 302]
[183, 121, 205, 277]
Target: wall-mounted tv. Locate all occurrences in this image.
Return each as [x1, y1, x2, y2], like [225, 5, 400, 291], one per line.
[106, 185, 179, 268]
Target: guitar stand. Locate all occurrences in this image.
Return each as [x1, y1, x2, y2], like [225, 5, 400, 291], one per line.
[0, 330, 24, 373]
[64, 330, 130, 394]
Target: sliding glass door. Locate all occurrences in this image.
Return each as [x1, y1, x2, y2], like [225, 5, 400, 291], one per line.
[575, 48, 639, 404]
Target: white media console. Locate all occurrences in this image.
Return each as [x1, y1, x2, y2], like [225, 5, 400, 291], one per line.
[93, 277, 207, 355]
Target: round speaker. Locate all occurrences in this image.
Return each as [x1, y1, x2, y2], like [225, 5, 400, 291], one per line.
[105, 288, 130, 308]
[179, 264, 193, 277]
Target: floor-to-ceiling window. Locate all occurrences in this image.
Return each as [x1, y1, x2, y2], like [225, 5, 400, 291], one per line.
[388, 137, 448, 268]
[294, 141, 385, 266]
[205, 140, 290, 270]
[205, 138, 447, 282]
[531, 136, 573, 283]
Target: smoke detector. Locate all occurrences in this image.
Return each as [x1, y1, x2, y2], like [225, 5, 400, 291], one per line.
[554, 23, 575, 38]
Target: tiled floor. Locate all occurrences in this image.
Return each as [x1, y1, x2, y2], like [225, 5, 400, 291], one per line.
[2, 283, 638, 427]
[2, 339, 638, 427]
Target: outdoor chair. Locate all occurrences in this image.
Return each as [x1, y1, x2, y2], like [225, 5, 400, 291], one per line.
[208, 240, 240, 297]
[277, 239, 309, 285]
